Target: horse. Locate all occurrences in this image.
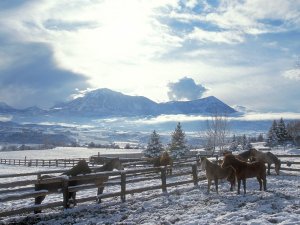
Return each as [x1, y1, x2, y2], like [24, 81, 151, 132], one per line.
[92, 158, 124, 203]
[249, 148, 281, 175]
[159, 151, 173, 175]
[236, 150, 252, 161]
[221, 154, 267, 194]
[200, 157, 236, 194]
[34, 160, 91, 213]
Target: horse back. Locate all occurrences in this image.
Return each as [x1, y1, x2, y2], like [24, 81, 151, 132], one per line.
[241, 161, 266, 179]
[35, 175, 62, 192]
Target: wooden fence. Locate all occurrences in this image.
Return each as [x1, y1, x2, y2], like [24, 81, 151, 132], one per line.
[0, 158, 89, 168]
[0, 154, 300, 218]
[0, 161, 202, 218]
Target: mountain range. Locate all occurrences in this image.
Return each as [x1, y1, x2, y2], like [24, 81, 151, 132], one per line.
[0, 88, 236, 119]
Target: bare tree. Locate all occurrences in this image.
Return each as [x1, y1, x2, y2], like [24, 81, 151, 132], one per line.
[204, 114, 230, 154]
[287, 120, 300, 145]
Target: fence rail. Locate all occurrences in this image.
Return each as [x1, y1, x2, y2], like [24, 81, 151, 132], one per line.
[0, 158, 89, 168]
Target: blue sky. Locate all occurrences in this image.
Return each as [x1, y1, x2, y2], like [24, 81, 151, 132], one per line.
[0, 0, 299, 113]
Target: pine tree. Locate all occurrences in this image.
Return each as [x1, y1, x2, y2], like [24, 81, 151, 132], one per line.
[168, 122, 189, 158]
[143, 130, 164, 158]
[257, 133, 264, 142]
[277, 118, 289, 144]
[266, 120, 279, 147]
[241, 134, 247, 150]
[229, 134, 239, 151]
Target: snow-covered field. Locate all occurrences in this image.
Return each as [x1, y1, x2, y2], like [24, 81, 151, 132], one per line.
[0, 147, 300, 225]
[0, 147, 143, 160]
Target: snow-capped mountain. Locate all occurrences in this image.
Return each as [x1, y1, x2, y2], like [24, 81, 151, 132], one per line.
[159, 96, 236, 114]
[0, 88, 236, 119]
[51, 88, 160, 117]
[51, 88, 236, 117]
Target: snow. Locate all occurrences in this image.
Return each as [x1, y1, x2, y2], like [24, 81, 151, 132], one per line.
[0, 147, 300, 224]
[0, 147, 143, 160]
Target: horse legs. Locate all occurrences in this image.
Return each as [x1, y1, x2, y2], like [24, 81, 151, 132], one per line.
[257, 177, 263, 191]
[214, 178, 219, 194]
[237, 179, 241, 194]
[242, 179, 246, 194]
[97, 187, 104, 203]
[34, 196, 45, 214]
[169, 167, 172, 176]
[267, 163, 271, 175]
[69, 192, 77, 206]
[263, 177, 267, 191]
[207, 179, 211, 194]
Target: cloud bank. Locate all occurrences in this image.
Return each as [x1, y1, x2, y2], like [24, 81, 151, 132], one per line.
[167, 77, 207, 101]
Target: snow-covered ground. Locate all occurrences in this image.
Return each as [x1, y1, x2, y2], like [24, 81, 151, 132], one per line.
[0, 147, 143, 160]
[0, 147, 300, 225]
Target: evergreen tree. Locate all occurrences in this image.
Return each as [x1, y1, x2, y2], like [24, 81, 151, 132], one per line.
[266, 120, 279, 147]
[229, 134, 239, 151]
[241, 134, 247, 150]
[143, 130, 164, 157]
[277, 118, 289, 144]
[169, 122, 189, 158]
[257, 133, 264, 142]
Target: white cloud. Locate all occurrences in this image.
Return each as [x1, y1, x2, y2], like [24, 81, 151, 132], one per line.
[282, 69, 300, 81]
[188, 27, 244, 44]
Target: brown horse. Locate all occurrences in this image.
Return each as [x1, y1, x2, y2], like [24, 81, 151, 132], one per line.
[92, 158, 124, 203]
[200, 157, 236, 194]
[159, 151, 173, 175]
[150, 151, 173, 175]
[249, 148, 281, 175]
[222, 154, 267, 194]
[34, 160, 91, 213]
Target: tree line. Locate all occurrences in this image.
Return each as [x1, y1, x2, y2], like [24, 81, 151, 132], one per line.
[144, 116, 300, 158]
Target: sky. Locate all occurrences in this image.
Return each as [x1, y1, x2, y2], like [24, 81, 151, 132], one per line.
[0, 0, 299, 113]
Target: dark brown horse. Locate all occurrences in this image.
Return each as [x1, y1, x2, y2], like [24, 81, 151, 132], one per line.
[200, 157, 236, 194]
[222, 154, 267, 194]
[92, 158, 124, 203]
[249, 148, 281, 175]
[34, 160, 91, 213]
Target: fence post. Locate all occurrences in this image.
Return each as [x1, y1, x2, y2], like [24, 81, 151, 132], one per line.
[24, 156, 27, 166]
[121, 172, 126, 202]
[36, 159, 38, 167]
[192, 164, 198, 186]
[161, 166, 167, 193]
[42, 160, 45, 167]
[62, 177, 69, 209]
[56, 160, 58, 167]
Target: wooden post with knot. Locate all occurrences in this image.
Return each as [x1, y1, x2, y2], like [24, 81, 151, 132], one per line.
[121, 172, 126, 202]
[192, 164, 198, 186]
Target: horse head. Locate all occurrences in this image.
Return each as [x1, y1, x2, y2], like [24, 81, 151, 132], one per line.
[111, 158, 124, 170]
[63, 160, 91, 176]
[249, 148, 258, 157]
[221, 154, 235, 169]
